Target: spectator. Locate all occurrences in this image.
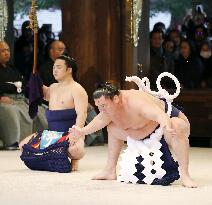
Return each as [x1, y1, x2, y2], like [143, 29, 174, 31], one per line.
[175, 39, 203, 89]
[14, 21, 34, 83]
[148, 30, 174, 89]
[199, 41, 212, 88]
[148, 29, 165, 87]
[39, 40, 66, 86]
[192, 25, 209, 53]
[162, 38, 175, 74]
[153, 22, 166, 35]
[0, 41, 47, 150]
[193, 5, 207, 27]
[168, 29, 182, 59]
[182, 5, 207, 40]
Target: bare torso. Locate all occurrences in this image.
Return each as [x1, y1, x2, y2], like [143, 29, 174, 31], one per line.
[48, 83, 75, 110]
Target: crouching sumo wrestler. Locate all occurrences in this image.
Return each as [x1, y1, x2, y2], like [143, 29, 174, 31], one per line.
[71, 72, 197, 188]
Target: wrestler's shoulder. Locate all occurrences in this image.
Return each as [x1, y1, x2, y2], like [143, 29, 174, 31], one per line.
[49, 83, 58, 89]
[69, 81, 85, 90]
[69, 82, 88, 95]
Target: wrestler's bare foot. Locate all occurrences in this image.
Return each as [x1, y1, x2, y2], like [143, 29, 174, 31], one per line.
[181, 176, 198, 188]
[71, 159, 79, 171]
[92, 168, 117, 180]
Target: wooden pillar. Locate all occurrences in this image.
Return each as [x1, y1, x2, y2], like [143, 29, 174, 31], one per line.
[61, 0, 122, 102]
[120, 0, 134, 89]
[5, 0, 14, 59]
[137, 0, 150, 77]
[120, 0, 149, 89]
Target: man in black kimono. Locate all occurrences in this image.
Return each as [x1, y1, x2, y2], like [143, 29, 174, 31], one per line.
[0, 41, 47, 150]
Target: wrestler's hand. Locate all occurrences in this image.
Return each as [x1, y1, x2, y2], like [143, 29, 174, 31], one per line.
[69, 125, 85, 139]
[67, 126, 85, 146]
[67, 133, 79, 146]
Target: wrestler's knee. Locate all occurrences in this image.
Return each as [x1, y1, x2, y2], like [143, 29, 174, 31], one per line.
[68, 141, 85, 160]
[68, 147, 85, 160]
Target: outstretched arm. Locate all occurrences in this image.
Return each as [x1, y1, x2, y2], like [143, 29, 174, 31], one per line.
[83, 112, 111, 135]
[71, 112, 111, 139]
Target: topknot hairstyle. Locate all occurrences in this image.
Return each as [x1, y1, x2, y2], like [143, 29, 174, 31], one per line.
[93, 82, 120, 100]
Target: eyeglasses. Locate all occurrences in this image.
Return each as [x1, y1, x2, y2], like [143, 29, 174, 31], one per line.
[195, 31, 204, 35]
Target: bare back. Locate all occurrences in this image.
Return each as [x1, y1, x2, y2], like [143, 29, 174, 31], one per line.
[109, 90, 165, 133]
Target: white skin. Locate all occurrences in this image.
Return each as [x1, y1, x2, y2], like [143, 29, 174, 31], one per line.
[71, 90, 197, 188]
[19, 59, 88, 171]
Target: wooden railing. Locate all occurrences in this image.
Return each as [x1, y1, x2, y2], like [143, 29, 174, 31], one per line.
[175, 89, 212, 138]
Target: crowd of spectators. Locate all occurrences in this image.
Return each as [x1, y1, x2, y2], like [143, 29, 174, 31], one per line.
[148, 5, 212, 89]
[13, 6, 212, 90]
